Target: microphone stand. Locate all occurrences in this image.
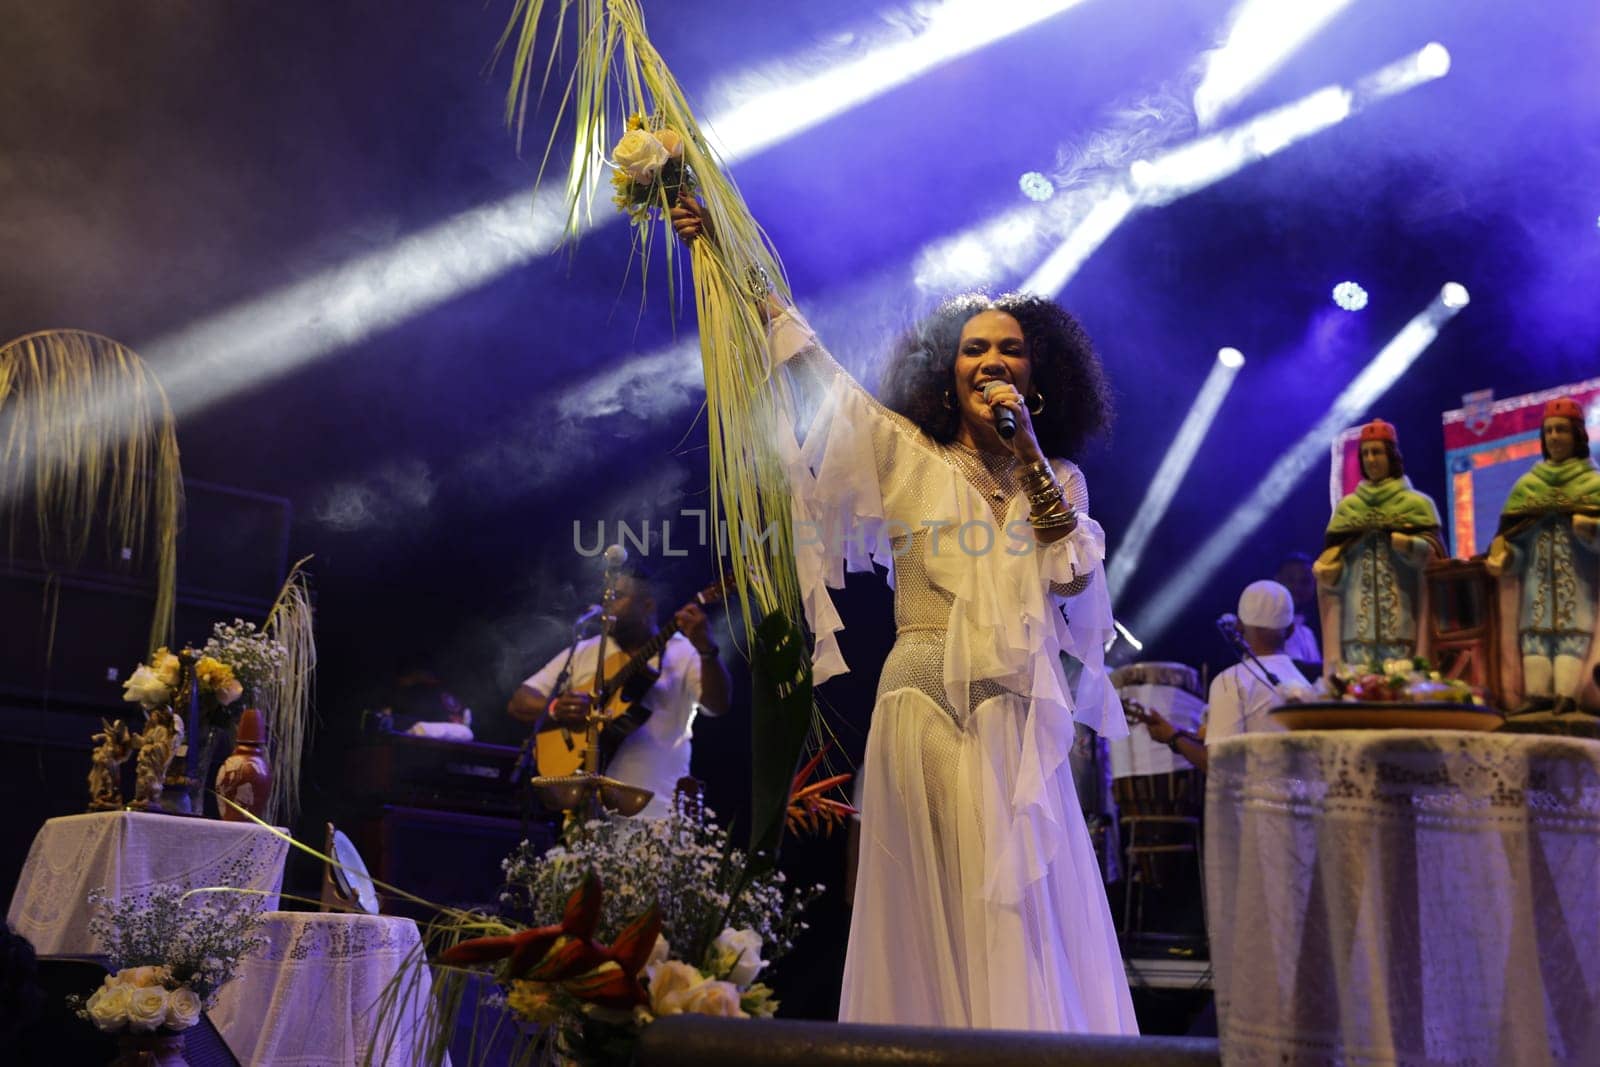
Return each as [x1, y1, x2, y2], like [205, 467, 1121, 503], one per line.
[527, 558, 654, 821]
[515, 610, 592, 840]
[1219, 619, 1288, 698]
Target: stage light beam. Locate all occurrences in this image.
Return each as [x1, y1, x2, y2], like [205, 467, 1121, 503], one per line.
[1107, 350, 1245, 603]
[1023, 43, 1450, 299]
[1192, 0, 1357, 128]
[143, 0, 1094, 419]
[1128, 286, 1469, 645]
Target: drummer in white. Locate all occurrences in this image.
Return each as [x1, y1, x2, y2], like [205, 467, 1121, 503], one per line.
[1135, 580, 1311, 772]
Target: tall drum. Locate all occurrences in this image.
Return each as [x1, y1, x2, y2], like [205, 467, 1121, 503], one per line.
[1110, 662, 1206, 918]
[1110, 661, 1206, 812]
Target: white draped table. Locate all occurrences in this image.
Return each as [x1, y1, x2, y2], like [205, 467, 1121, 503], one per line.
[1206, 729, 1600, 1066]
[209, 912, 445, 1067]
[6, 810, 289, 955]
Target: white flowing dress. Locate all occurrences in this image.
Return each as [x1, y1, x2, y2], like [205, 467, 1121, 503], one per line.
[768, 310, 1138, 1033]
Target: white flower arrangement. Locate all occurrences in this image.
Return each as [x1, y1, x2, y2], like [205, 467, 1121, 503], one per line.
[201, 619, 287, 707]
[433, 805, 821, 1064]
[500, 806, 817, 970]
[70, 884, 264, 1033]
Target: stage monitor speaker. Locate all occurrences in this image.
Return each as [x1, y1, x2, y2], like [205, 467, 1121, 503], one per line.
[0, 477, 289, 605]
[350, 805, 551, 920]
[0, 568, 276, 712]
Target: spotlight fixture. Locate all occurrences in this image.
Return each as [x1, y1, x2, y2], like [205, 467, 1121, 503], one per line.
[1332, 281, 1368, 311]
[1019, 171, 1055, 202]
[1217, 346, 1245, 368]
[1440, 282, 1470, 309]
[1416, 42, 1452, 78]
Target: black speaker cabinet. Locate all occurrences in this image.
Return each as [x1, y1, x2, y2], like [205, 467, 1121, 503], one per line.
[349, 805, 552, 920]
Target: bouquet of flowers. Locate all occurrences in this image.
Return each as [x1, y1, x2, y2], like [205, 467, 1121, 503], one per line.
[609, 115, 694, 225]
[1327, 657, 1486, 705]
[433, 804, 820, 1065]
[199, 619, 286, 722]
[70, 884, 264, 1034]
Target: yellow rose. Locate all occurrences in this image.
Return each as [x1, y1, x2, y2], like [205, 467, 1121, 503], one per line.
[126, 986, 170, 1033]
[613, 129, 669, 184]
[216, 675, 244, 706]
[655, 128, 684, 160]
[164, 986, 202, 1030]
[646, 960, 706, 1016]
[152, 648, 182, 689]
[116, 965, 172, 988]
[681, 979, 747, 1018]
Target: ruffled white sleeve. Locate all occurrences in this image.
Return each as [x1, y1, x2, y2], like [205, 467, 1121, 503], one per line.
[768, 308, 920, 684]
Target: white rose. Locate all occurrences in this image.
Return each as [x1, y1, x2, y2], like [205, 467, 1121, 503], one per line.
[122, 665, 172, 708]
[126, 986, 169, 1033]
[655, 128, 684, 160]
[613, 129, 669, 184]
[165, 986, 203, 1030]
[646, 933, 670, 969]
[682, 979, 748, 1018]
[709, 927, 765, 988]
[647, 960, 707, 1016]
[87, 984, 133, 1032]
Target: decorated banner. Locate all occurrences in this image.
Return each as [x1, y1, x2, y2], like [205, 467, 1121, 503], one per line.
[1441, 378, 1600, 558]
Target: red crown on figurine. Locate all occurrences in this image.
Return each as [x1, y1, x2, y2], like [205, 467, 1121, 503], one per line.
[1544, 397, 1584, 422]
[1359, 418, 1397, 443]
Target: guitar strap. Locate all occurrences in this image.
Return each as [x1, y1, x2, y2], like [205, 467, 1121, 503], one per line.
[596, 652, 662, 772]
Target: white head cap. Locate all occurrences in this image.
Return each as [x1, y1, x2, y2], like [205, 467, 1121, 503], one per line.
[1238, 579, 1294, 629]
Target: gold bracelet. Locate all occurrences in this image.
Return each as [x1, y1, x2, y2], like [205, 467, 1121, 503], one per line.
[1030, 508, 1078, 530]
[1020, 460, 1054, 481]
[1027, 484, 1064, 509]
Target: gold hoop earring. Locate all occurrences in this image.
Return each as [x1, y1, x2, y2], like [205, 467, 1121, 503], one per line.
[1027, 391, 1046, 415]
[942, 389, 956, 411]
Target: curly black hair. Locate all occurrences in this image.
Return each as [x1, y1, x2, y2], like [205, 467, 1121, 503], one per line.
[877, 292, 1113, 459]
[1540, 416, 1591, 462]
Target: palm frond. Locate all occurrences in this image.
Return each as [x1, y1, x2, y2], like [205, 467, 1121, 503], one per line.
[262, 555, 317, 824]
[0, 329, 182, 654]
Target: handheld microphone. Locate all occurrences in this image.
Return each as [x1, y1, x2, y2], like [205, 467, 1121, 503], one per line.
[981, 381, 1017, 440]
[602, 543, 628, 570]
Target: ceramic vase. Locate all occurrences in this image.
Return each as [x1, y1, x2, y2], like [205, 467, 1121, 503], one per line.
[215, 707, 271, 821]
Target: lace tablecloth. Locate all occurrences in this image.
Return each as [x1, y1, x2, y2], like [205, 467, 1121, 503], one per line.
[6, 811, 288, 955]
[210, 912, 446, 1066]
[1206, 729, 1600, 1066]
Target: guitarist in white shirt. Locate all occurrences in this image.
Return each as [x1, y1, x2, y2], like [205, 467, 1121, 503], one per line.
[507, 568, 731, 818]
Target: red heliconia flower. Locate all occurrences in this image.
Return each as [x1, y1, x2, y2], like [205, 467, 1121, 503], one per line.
[786, 743, 857, 838]
[438, 872, 664, 1009]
